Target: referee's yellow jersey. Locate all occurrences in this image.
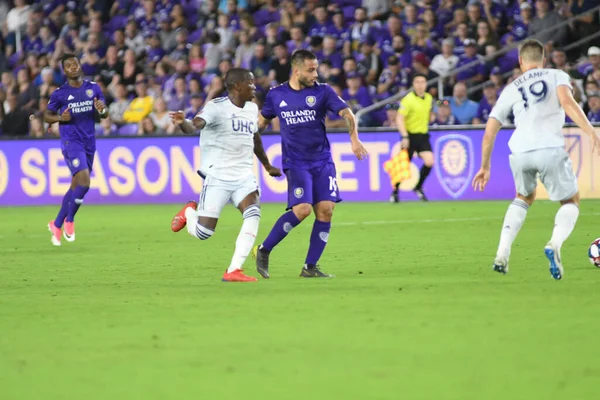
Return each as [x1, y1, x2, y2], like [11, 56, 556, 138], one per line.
[398, 92, 433, 134]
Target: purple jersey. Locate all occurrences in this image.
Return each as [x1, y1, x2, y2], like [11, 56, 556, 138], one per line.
[47, 80, 105, 147]
[476, 98, 494, 122]
[588, 109, 600, 123]
[261, 82, 348, 169]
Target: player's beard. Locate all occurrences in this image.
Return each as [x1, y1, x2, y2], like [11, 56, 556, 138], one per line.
[299, 77, 315, 88]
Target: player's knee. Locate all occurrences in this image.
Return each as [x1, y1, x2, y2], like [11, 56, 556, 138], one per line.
[561, 192, 580, 206]
[517, 192, 536, 205]
[243, 204, 261, 220]
[75, 170, 91, 186]
[293, 204, 312, 220]
[195, 224, 215, 240]
[315, 205, 334, 222]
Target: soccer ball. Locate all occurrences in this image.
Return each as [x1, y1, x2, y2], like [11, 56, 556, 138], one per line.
[589, 239, 600, 268]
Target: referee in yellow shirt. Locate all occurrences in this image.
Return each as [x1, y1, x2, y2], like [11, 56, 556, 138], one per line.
[392, 74, 434, 202]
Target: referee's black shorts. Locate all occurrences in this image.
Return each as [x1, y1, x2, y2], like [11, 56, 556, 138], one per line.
[407, 133, 432, 158]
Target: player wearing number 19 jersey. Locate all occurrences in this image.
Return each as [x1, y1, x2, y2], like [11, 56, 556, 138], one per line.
[472, 39, 600, 280]
[252, 50, 368, 278]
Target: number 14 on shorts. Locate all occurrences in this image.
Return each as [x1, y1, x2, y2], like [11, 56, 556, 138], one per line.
[329, 176, 338, 197]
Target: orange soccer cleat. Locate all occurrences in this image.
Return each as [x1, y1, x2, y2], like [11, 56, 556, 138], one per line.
[47, 220, 62, 246]
[171, 200, 197, 232]
[222, 269, 258, 282]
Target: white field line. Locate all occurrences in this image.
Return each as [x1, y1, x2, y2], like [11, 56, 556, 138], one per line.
[1, 213, 599, 239]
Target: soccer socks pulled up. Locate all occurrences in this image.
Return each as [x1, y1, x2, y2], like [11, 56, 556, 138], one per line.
[66, 186, 89, 222]
[496, 198, 529, 260]
[305, 220, 331, 266]
[184, 207, 214, 240]
[54, 188, 72, 228]
[260, 210, 301, 252]
[227, 205, 261, 273]
[550, 203, 579, 249]
[415, 165, 432, 191]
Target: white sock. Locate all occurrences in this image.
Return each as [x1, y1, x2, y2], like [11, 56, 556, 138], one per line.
[227, 205, 260, 273]
[496, 198, 529, 260]
[550, 203, 579, 249]
[185, 207, 214, 240]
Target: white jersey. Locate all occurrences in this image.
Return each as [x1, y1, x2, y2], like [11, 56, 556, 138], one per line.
[489, 68, 572, 154]
[194, 96, 258, 181]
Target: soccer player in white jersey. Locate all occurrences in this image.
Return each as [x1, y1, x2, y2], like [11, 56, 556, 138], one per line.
[169, 68, 282, 282]
[472, 39, 600, 280]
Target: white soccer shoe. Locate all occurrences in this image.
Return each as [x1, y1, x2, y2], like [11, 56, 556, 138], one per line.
[492, 257, 509, 275]
[544, 242, 564, 280]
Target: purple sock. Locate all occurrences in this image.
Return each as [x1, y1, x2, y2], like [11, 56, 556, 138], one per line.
[66, 186, 90, 222]
[305, 220, 331, 266]
[54, 188, 72, 228]
[261, 210, 302, 252]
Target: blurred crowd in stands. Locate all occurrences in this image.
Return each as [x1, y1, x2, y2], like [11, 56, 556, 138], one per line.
[0, 0, 598, 137]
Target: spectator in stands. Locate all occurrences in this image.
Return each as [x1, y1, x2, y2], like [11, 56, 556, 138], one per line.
[348, 7, 376, 54]
[217, 13, 236, 52]
[447, 82, 478, 124]
[473, 82, 498, 124]
[1, 91, 31, 137]
[108, 83, 130, 127]
[167, 28, 193, 66]
[529, 0, 568, 48]
[510, 2, 533, 41]
[38, 67, 55, 99]
[234, 30, 255, 69]
[119, 49, 144, 91]
[363, 0, 391, 21]
[587, 92, 600, 123]
[316, 36, 343, 76]
[204, 32, 223, 74]
[280, 0, 307, 30]
[490, 67, 506, 94]
[250, 42, 271, 89]
[139, 116, 159, 135]
[431, 99, 460, 126]
[564, 0, 598, 44]
[580, 46, 600, 78]
[385, 35, 413, 70]
[455, 39, 485, 87]
[3, 0, 30, 57]
[356, 40, 380, 85]
[453, 22, 471, 56]
[431, 38, 459, 79]
[168, 77, 190, 111]
[422, 9, 444, 43]
[481, 0, 504, 32]
[467, 2, 483, 38]
[374, 14, 402, 57]
[149, 98, 176, 134]
[185, 93, 204, 120]
[412, 53, 439, 95]
[125, 20, 145, 55]
[476, 21, 498, 56]
[342, 57, 359, 78]
[123, 76, 154, 123]
[342, 72, 376, 126]
[330, 11, 349, 52]
[269, 43, 291, 85]
[413, 23, 438, 60]
[29, 113, 53, 138]
[377, 55, 409, 100]
[550, 49, 572, 73]
[16, 68, 38, 110]
[402, 4, 419, 38]
[308, 5, 330, 38]
[383, 103, 399, 128]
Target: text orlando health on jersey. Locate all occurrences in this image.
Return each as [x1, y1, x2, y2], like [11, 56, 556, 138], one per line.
[67, 100, 94, 114]
[280, 109, 317, 125]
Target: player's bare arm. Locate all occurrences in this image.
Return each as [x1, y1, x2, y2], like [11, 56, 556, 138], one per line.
[557, 85, 600, 155]
[395, 111, 409, 149]
[339, 107, 368, 160]
[44, 106, 71, 124]
[257, 113, 272, 134]
[94, 97, 109, 119]
[253, 132, 281, 177]
[472, 117, 502, 192]
[169, 111, 206, 134]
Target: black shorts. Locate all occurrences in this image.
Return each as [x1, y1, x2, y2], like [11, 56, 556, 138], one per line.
[408, 133, 432, 158]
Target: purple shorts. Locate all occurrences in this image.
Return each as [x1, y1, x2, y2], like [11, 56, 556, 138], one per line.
[62, 145, 94, 176]
[285, 162, 342, 210]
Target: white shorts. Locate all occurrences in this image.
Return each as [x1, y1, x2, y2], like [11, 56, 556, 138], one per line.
[509, 147, 578, 201]
[197, 174, 260, 219]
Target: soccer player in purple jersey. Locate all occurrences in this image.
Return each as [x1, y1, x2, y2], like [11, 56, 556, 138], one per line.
[252, 50, 368, 278]
[45, 54, 108, 246]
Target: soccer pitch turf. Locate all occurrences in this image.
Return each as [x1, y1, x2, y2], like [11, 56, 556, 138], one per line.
[1, 200, 600, 400]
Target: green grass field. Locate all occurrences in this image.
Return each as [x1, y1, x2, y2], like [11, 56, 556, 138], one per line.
[1, 200, 600, 400]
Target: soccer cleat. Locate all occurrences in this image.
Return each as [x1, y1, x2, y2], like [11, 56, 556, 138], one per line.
[492, 257, 509, 274]
[389, 191, 399, 203]
[171, 200, 197, 232]
[63, 220, 75, 242]
[414, 188, 428, 201]
[47, 220, 61, 247]
[300, 264, 334, 278]
[544, 243, 564, 280]
[252, 245, 270, 279]
[222, 269, 258, 282]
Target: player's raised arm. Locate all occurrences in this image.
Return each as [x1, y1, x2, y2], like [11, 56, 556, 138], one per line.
[339, 107, 368, 160]
[557, 85, 600, 154]
[169, 111, 206, 134]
